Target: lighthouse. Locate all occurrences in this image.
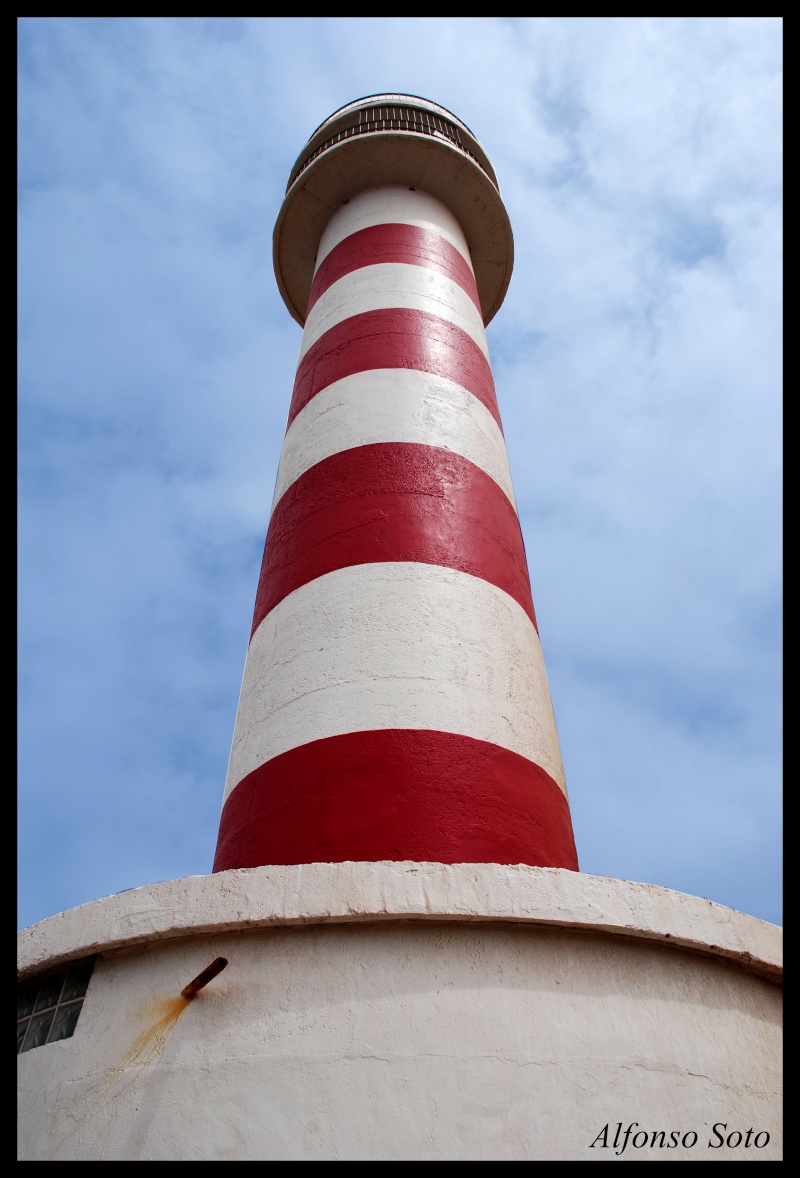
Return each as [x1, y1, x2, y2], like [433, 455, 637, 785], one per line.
[214, 95, 578, 875]
[18, 96, 782, 1162]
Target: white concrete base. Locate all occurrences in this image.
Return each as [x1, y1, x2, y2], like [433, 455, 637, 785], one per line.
[18, 864, 782, 1161]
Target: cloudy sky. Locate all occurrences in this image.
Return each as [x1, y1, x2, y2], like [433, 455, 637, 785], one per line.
[18, 17, 782, 930]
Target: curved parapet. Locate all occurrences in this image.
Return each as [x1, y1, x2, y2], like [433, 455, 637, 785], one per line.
[18, 863, 782, 982]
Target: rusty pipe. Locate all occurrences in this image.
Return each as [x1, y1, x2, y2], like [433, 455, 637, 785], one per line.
[181, 957, 228, 1000]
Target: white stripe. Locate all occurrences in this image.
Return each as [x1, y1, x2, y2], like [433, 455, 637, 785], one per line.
[316, 184, 473, 270]
[224, 564, 566, 804]
[272, 369, 516, 513]
[299, 263, 489, 364]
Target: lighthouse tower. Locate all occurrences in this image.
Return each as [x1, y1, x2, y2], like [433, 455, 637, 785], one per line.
[18, 97, 781, 1162]
[214, 95, 578, 876]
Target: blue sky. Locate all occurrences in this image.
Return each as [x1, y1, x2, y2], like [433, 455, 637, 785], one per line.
[18, 17, 782, 930]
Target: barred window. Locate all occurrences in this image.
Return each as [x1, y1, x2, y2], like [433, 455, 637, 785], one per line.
[17, 958, 95, 1054]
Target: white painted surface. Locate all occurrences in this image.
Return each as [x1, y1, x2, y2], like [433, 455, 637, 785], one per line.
[299, 262, 489, 363]
[17, 866, 782, 1161]
[316, 184, 474, 269]
[227, 564, 564, 802]
[273, 368, 516, 512]
[17, 863, 783, 981]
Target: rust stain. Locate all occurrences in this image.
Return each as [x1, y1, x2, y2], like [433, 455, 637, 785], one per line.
[49, 994, 192, 1159]
[122, 995, 190, 1067]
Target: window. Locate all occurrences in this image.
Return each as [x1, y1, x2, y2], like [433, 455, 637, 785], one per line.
[17, 958, 95, 1054]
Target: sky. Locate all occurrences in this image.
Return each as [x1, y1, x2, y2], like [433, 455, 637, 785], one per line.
[18, 17, 782, 931]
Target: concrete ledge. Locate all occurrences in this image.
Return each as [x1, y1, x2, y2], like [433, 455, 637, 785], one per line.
[17, 862, 782, 983]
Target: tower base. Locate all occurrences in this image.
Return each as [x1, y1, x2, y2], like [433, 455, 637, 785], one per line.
[18, 863, 782, 1160]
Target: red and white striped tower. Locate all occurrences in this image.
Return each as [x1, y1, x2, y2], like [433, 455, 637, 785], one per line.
[214, 95, 578, 873]
[18, 96, 782, 1165]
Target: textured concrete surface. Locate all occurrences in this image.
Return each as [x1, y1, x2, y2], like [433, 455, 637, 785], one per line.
[18, 862, 781, 981]
[272, 367, 516, 513]
[299, 260, 489, 361]
[18, 869, 782, 1160]
[316, 185, 473, 270]
[225, 567, 564, 804]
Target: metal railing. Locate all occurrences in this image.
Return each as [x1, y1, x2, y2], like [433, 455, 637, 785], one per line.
[287, 103, 492, 191]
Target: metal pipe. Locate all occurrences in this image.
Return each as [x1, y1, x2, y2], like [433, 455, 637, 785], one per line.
[181, 957, 228, 1000]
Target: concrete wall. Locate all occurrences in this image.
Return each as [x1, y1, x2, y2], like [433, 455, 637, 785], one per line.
[18, 864, 782, 1161]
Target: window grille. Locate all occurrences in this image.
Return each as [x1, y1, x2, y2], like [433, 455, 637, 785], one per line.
[17, 958, 95, 1054]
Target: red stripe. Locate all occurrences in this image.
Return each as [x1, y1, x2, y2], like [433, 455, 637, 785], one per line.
[213, 729, 579, 872]
[308, 223, 482, 316]
[289, 309, 501, 432]
[252, 443, 536, 636]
